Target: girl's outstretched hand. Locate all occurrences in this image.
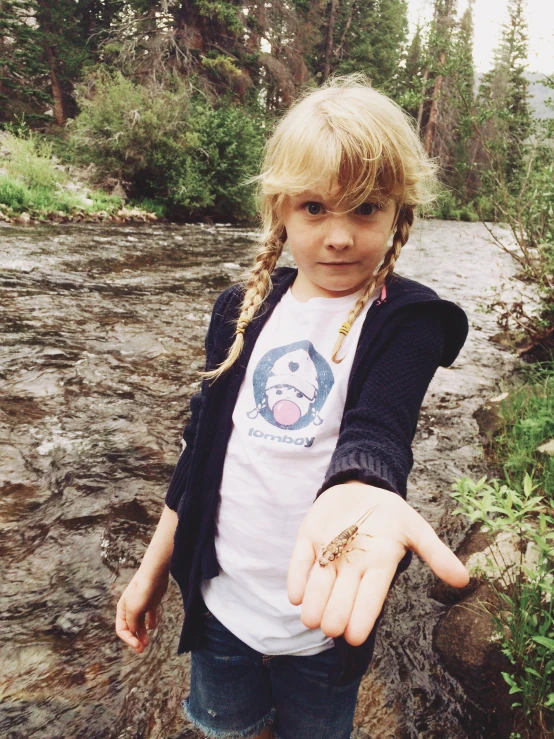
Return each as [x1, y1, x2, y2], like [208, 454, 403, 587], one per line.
[287, 482, 469, 646]
[115, 569, 169, 654]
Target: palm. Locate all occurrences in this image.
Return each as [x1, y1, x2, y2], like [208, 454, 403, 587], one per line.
[288, 482, 469, 646]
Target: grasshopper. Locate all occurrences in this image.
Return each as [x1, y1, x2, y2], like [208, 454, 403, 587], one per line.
[318, 507, 375, 567]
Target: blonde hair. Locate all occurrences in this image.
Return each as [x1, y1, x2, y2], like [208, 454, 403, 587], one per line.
[204, 74, 436, 381]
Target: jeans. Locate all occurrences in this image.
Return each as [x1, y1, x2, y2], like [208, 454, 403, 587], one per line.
[184, 609, 363, 739]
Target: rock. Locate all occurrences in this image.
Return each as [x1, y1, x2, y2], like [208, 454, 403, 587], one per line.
[537, 438, 554, 455]
[473, 395, 506, 445]
[53, 611, 89, 636]
[465, 530, 521, 582]
[16, 212, 31, 225]
[111, 181, 127, 201]
[433, 583, 514, 738]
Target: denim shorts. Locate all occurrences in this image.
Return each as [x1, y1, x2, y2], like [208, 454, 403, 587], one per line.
[184, 609, 363, 739]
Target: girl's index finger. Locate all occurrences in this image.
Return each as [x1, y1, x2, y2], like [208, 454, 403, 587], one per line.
[287, 534, 316, 606]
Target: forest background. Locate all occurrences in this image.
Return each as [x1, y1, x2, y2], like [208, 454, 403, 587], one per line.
[2, 0, 552, 342]
[0, 0, 550, 219]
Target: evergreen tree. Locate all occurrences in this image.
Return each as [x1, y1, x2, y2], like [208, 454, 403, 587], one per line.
[448, 0, 477, 198]
[306, 0, 408, 92]
[0, 0, 49, 123]
[0, 0, 127, 125]
[477, 0, 532, 190]
[419, 0, 456, 156]
[396, 21, 424, 118]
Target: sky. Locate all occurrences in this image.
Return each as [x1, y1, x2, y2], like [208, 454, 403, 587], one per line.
[406, 0, 554, 74]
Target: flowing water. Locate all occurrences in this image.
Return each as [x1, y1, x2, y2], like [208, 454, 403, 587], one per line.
[0, 220, 519, 739]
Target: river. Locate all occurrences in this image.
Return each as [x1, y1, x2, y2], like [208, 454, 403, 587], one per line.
[0, 220, 519, 739]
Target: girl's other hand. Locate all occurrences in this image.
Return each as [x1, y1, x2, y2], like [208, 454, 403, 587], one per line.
[115, 569, 169, 653]
[287, 482, 469, 647]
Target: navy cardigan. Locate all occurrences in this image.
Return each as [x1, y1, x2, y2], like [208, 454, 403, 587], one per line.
[165, 267, 468, 684]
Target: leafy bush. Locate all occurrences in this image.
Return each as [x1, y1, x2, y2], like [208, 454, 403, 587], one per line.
[69, 70, 264, 220]
[451, 475, 554, 738]
[452, 366, 554, 738]
[0, 176, 30, 209]
[2, 130, 66, 190]
[433, 190, 479, 221]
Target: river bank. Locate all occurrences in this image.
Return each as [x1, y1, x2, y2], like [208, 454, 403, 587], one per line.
[0, 219, 522, 738]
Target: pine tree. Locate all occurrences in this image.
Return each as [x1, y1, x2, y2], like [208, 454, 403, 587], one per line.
[477, 0, 532, 190]
[448, 0, 477, 198]
[0, 0, 49, 122]
[0, 0, 127, 125]
[307, 0, 408, 92]
[419, 0, 456, 156]
[396, 21, 424, 118]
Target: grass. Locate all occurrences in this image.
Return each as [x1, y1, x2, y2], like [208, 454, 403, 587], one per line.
[493, 368, 554, 495]
[0, 129, 122, 218]
[451, 363, 554, 739]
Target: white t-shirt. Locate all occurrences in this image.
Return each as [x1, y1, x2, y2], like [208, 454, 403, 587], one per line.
[201, 286, 374, 655]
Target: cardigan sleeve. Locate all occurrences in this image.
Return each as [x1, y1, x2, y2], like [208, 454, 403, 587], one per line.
[317, 306, 448, 500]
[164, 286, 238, 512]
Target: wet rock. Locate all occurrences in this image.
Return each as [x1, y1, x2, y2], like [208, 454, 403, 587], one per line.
[472, 392, 508, 446]
[15, 212, 31, 225]
[433, 584, 514, 739]
[54, 611, 89, 636]
[0, 444, 31, 485]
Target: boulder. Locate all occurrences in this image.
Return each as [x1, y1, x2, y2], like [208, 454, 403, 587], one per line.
[433, 583, 514, 738]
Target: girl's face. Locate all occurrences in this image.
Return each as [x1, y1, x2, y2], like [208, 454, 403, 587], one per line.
[281, 191, 398, 301]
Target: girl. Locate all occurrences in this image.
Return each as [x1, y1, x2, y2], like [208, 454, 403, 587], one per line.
[116, 76, 470, 739]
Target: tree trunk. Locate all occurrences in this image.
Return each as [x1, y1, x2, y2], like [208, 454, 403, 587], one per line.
[35, 0, 68, 126]
[335, 0, 356, 61]
[43, 42, 67, 126]
[423, 51, 445, 155]
[323, 0, 339, 80]
[417, 67, 429, 131]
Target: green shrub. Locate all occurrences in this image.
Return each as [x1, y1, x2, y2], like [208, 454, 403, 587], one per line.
[452, 365, 554, 738]
[451, 475, 554, 738]
[0, 128, 122, 217]
[2, 130, 66, 190]
[0, 176, 30, 209]
[69, 70, 264, 220]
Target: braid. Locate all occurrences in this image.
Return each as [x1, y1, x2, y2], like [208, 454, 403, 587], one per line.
[331, 204, 414, 363]
[203, 228, 286, 381]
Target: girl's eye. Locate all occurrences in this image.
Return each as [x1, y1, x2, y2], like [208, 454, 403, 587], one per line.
[356, 202, 379, 216]
[305, 202, 324, 215]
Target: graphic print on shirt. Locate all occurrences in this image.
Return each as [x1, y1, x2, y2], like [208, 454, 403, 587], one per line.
[246, 341, 334, 430]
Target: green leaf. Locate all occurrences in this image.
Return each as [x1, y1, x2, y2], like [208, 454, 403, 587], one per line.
[533, 636, 554, 651]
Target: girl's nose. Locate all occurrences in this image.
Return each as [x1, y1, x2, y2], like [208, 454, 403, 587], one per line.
[325, 216, 354, 250]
